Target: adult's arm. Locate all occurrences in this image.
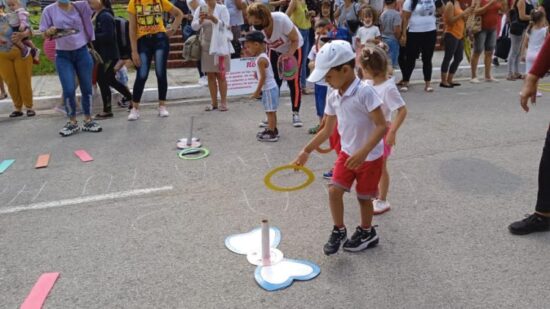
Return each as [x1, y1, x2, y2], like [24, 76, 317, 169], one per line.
[285, 0, 297, 16]
[516, 0, 529, 21]
[167, 6, 184, 35]
[285, 26, 300, 56]
[474, 0, 495, 15]
[11, 28, 32, 42]
[191, 7, 202, 30]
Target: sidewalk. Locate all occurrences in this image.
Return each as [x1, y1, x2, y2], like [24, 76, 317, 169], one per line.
[0, 51, 513, 114]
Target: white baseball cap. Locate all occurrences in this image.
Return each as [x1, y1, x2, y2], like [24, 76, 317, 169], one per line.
[307, 40, 356, 83]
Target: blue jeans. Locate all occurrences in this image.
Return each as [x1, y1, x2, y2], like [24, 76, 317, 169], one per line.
[133, 32, 170, 103]
[382, 36, 400, 68]
[314, 83, 327, 118]
[55, 45, 93, 118]
[298, 28, 310, 88]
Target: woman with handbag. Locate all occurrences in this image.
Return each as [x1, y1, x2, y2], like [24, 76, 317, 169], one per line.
[506, 0, 533, 80]
[334, 0, 361, 42]
[469, 0, 507, 83]
[192, 0, 232, 111]
[127, 0, 183, 121]
[40, 0, 103, 136]
[91, 0, 133, 119]
[399, 0, 440, 92]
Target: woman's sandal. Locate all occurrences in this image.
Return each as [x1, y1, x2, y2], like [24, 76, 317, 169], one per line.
[425, 86, 434, 92]
[26, 110, 36, 117]
[0, 93, 7, 100]
[439, 83, 453, 88]
[9, 111, 23, 118]
[219, 103, 228, 112]
[205, 105, 218, 111]
[399, 85, 409, 92]
[451, 82, 461, 87]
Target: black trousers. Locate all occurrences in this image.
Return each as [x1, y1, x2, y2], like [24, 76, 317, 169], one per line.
[401, 30, 437, 82]
[536, 125, 550, 213]
[97, 60, 132, 113]
[269, 47, 303, 113]
[441, 33, 464, 75]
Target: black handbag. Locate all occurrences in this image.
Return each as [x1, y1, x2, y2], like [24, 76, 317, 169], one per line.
[345, 3, 362, 34]
[495, 23, 511, 59]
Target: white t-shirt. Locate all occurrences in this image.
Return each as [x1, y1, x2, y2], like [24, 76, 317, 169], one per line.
[324, 78, 384, 161]
[356, 25, 381, 45]
[260, 12, 304, 54]
[403, 0, 437, 32]
[256, 53, 278, 90]
[365, 78, 406, 122]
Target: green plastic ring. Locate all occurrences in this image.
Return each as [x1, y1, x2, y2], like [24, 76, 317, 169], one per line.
[178, 147, 210, 160]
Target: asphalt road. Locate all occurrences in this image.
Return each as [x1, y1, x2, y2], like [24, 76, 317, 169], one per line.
[1, 80, 549, 308]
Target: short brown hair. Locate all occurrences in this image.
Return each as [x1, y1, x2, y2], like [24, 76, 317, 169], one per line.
[359, 44, 388, 77]
[247, 3, 272, 22]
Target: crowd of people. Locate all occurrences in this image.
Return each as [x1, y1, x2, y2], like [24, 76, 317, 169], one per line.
[0, 0, 549, 250]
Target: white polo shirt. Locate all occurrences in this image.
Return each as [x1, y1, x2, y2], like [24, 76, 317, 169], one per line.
[365, 78, 406, 122]
[324, 78, 384, 161]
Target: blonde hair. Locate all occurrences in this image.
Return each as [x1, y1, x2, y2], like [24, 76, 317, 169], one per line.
[360, 44, 388, 77]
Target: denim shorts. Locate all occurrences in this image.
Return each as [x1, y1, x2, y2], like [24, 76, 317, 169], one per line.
[261, 87, 279, 112]
[474, 30, 497, 53]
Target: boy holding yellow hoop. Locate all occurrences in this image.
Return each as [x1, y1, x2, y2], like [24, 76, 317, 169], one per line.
[292, 40, 387, 255]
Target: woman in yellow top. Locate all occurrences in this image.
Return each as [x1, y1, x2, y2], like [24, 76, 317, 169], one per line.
[127, 0, 183, 121]
[286, 0, 314, 91]
[439, 0, 472, 88]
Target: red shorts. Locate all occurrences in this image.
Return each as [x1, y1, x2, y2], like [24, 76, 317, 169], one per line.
[331, 152, 383, 200]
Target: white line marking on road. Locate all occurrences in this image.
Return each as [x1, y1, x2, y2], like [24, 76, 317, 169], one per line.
[0, 186, 174, 215]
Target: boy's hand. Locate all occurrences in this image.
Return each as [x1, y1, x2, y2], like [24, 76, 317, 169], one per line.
[250, 91, 261, 99]
[345, 150, 367, 170]
[293, 150, 310, 167]
[385, 130, 396, 146]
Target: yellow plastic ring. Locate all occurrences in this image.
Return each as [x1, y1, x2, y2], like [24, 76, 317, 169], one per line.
[264, 165, 315, 192]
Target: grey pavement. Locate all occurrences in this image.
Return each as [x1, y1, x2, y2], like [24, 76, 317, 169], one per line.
[0, 50, 514, 114]
[1, 80, 549, 308]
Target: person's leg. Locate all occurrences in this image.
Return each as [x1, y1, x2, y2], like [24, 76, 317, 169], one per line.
[132, 37, 153, 109]
[421, 30, 437, 88]
[106, 62, 133, 101]
[484, 30, 497, 80]
[314, 83, 327, 119]
[206, 72, 218, 108]
[402, 31, 421, 83]
[56, 50, 78, 121]
[329, 185, 346, 227]
[0, 51, 23, 112]
[266, 111, 276, 131]
[471, 31, 486, 80]
[448, 38, 464, 85]
[96, 62, 113, 114]
[217, 70, 228, 110]
[358, 198, 374, 229]
[289, 47, 303, 114]
[507, 33, 522, 77]
[440, 33, 458, 86]
[154, 34, 169, 106]
[74, 47, 94, 120]
[378, 159, 389, 201]
[14, 53, 33, 110]
[535, 127, 550, 214]
[298, 28, 310, 89]
[269, 49, 283, 89]
[0, 74, 6, 97]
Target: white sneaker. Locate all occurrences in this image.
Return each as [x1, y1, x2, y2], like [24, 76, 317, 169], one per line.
[259, 119, 268, 128]
[373, 200, 391, 215]
[470, 78, 481, 84]
[128, 108, 140, 121]
[536, 92, 542, 97]
[198, 76, 208, 86]
[292, 112, 303, 127]
[159, 106, 169, 117]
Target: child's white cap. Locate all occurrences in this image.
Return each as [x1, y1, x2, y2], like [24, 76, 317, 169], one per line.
[307, 40, 356, 83]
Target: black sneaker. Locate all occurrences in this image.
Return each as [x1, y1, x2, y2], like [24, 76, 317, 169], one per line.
[257, 129, 279, 142]
[343, 226, 379, 252]
[117, 97, 131, 108]
[257, 127, 279, 137]
[59, 121, 80, 137]
[323, 226, 347, 255]
[82, 120, 102, 133]
[509, 213, 550, 235]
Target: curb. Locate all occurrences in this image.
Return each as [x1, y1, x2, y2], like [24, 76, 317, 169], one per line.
[0, 64, 511, 114]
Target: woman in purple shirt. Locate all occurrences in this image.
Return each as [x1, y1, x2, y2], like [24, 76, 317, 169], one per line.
[40, 0, 103, 137]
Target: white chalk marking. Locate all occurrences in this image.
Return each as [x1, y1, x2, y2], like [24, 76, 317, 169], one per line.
[400, 171, 418, 205]
[130, 168, 138, 189]
[263, 153, 271, 168]
[8, 185, 26, 205]
[81, 175, 94, 196]
[31, 182, 48, 202]
[0, 186, 174, 215]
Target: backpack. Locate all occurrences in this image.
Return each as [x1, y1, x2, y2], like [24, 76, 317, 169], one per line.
[115, 17, 131, 59]
[182, 34, 201, 61]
